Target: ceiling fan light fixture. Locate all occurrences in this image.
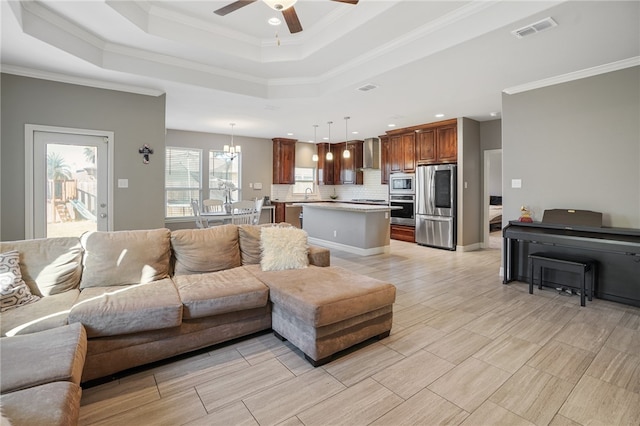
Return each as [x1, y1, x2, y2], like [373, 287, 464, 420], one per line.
[263, 0, 297, 11]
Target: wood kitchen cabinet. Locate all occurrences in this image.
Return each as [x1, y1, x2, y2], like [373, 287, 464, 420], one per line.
[416, 119, 457, 164]
[272, 138, 296, 184]
[316, 143, 337, 185]
[339, 140, 363, 185]
[388, 132, 415, 174]
[391, 224, 415, 242]
[380, 135, 390, 184]
[382, 118, 458, 174]
[273, 201, 286, 223]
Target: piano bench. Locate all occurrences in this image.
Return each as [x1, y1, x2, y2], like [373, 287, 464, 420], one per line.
[528, 253, 596, 307]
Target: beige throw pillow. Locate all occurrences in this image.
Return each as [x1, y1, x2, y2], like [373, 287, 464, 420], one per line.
[260, 226, 309, 271]
[0, 250, 40, 312]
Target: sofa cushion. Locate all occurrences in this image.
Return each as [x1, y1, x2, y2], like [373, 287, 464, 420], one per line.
[247, 265, 396, 327]
[171, 225, 241, 275]
[0, 289, 79, 337]
[238, 224, 262, 265]
[0, 250, 40, 311]
[0, 381, 82, 426]
[0, 322, 86, 393]
[260, 226, 309, 272]
[0, 237, 83, 297]
[68, 278, 182, 338]
[173, 266, 269, 319]
[80, 229, 171, 289]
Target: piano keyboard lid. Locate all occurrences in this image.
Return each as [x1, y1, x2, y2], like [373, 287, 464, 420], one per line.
[542, 209, 603, 228]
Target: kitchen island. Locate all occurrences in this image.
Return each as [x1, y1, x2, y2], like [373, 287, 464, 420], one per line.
[300, 202, 394, 255]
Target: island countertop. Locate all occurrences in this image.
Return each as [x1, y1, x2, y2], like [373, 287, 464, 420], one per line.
[296, 202, 397, 213]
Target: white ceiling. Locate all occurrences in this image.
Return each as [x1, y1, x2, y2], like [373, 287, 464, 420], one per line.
[2, 0, 639, 142]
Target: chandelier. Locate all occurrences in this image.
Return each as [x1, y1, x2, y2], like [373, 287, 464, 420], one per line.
[223, 123, 241, 157]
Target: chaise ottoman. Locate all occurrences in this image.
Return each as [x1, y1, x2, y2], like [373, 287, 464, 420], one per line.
[248, 265, 396, 366]
[0, 323, 87, 425]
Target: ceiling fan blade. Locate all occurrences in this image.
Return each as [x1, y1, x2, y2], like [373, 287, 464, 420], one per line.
[214, 0, 258, 16]
[282, 6, 303, 34]
[331, 0, 359, 4]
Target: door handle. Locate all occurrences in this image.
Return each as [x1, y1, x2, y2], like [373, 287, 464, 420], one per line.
[100, 213, 107, 218]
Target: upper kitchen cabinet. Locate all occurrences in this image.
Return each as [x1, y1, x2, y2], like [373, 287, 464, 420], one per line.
[416, 119, 458, 164]
[272, 138, 296, 184]
[316, 143, 337, 185]
[380, 135, 390, 184]
[339, 140, 364, 185]
[388, 131, 415, 174]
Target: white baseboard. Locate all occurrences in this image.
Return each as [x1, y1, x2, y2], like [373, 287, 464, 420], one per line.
[456, 242, 482, 252]
[307, 237, 390, 256]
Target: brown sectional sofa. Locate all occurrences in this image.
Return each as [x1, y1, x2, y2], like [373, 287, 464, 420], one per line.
[0, 224, 395, 425]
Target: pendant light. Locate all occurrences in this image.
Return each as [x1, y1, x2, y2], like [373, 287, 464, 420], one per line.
[343, 116, 351, 159]
[311, 124, 319, 162]
[326, 121, 333, 161]
[223, 123, 241, 158]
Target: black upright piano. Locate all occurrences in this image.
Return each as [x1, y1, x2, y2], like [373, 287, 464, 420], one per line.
[503, 210, 640, 307]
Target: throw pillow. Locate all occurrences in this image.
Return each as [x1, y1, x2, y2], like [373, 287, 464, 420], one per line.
[0, 250, 40, 312]
[260, 226, 309, 271]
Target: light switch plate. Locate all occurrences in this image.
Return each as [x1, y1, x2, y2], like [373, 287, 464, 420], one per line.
[253, 182, 262, 190]
[118, 179, 129, 188]
[511, 179, 522, 188]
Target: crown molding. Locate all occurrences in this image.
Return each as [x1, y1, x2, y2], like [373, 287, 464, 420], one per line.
[1, 65, 165, 97]
[503, 56, 640, 95]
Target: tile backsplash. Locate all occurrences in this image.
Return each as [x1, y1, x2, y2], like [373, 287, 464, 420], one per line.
[271, 169, 389, 202]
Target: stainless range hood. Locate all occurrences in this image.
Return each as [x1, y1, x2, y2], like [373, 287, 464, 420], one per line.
[362, 137, 380, 169]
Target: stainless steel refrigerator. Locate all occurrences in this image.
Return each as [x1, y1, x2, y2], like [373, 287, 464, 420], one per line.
[415, 164, 457, 250]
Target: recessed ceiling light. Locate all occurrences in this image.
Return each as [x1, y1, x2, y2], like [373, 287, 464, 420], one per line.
[322, 137, 329, 140]
[268, 17, 281, 26]
[490, 112, 499, 117]
[287, 132, 293, 136]
[351, 131, 359, 135]
[435, 113, 445, 118]
[388, 124, 396, 128]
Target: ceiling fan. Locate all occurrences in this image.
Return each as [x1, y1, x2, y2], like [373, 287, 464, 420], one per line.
[214, 0, 359, 34]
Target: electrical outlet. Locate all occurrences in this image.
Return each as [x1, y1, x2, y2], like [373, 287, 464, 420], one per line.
[333, 230, 337, 237]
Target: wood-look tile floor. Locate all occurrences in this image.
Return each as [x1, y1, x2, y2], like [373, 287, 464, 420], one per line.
[79, 241, 640, 426]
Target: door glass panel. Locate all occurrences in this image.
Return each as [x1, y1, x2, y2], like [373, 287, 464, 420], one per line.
[46, 144, 98, 237]
[434, 170, 451, 209]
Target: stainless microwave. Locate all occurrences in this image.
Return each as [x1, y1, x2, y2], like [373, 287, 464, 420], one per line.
[389, 173, 415, 194]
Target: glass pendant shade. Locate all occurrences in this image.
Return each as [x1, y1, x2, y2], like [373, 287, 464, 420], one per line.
[312, 124, 319, 162]
[342, 116, 350, 159]
[326, 121, 333, 161]
[312, 154, 319, 162]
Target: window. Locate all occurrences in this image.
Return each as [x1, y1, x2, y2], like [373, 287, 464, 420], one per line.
[292, 167, 315, 194]
[209, 150, 240, 202]
[165, 147, 202, 218]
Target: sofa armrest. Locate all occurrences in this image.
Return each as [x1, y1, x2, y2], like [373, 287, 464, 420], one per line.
[308, 245, 330, 267]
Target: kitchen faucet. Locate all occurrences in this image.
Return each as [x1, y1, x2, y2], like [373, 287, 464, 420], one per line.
[304, 187, 313, 200]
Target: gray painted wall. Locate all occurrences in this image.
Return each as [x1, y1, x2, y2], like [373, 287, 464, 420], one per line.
[164, 128, 272, 219]
[502, 66, 640, 228]
[1, 73, 166, 241]
[459, 117, 482, 248]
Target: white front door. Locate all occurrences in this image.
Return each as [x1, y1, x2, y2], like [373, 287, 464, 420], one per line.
[26, 125, 113, 239]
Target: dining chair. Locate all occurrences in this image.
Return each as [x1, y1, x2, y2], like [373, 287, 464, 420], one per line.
[202, 199, 226, 226]
[202, 199, 224, 213]
[191, 200, 209, 229]
[231, 200, 258, 225]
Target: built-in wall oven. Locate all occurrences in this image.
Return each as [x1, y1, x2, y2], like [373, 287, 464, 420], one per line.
[389, 172, 415, 226]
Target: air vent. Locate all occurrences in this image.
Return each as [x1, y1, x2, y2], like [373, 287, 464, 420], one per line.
[512, 17, 557, 39]
[357, 83, 378, 92]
